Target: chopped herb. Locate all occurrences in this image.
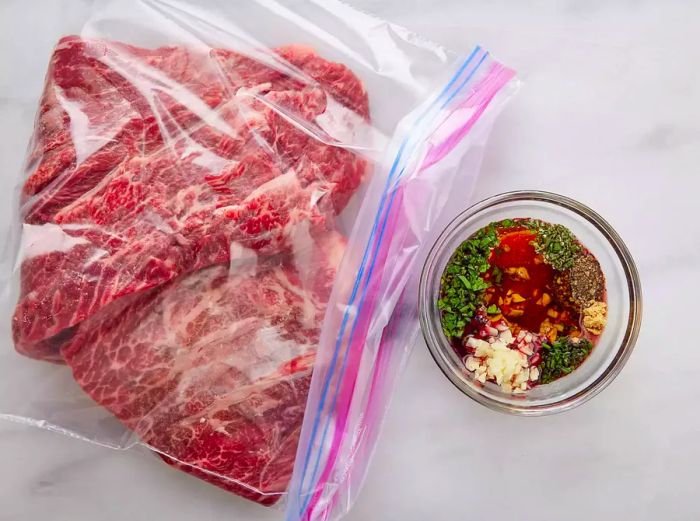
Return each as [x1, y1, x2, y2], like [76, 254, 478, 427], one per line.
[539, 337, 592, 384]
[492, 265, 503, 285]
[438, 224, 499, 338]
[486, 304, 500, 314]
[457, 275, 472, 290]
[526, 220, 581, 271]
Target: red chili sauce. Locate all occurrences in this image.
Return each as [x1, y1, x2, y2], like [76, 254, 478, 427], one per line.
[482, 227, 579, 338]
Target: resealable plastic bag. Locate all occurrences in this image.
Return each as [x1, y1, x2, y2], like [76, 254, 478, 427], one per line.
[0, 0, 516, 517]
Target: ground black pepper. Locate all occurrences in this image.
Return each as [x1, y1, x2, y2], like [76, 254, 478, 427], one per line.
[569, 253, 604, 306]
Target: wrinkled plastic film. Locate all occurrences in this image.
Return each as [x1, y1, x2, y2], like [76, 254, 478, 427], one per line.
[0, 0, 517, 513]
[0, 0, 485, 508]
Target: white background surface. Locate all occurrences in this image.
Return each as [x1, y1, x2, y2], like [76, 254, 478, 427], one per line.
[1, 1, 698, 520]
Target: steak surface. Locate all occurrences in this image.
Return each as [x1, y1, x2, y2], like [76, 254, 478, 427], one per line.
[61, 231, 345, 504]
[12, 36, 368, 503]
[14, 36, 368, 361]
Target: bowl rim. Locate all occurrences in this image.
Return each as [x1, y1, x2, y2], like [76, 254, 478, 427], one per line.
[418, 190, 643, 416]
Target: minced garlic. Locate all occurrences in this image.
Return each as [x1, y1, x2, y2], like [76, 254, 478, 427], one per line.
[466, 336, 529, 393]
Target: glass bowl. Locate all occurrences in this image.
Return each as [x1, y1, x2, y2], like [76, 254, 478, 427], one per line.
[419, 191, 642, 415]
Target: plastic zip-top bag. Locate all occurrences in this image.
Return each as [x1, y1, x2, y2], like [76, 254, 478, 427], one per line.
[285, 46, 516, 521]
[0, 0, 517, 515]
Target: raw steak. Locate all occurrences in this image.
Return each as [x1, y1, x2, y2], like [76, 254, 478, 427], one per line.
[13, 37, 368, 361]
[60, 231, 345, 504]
[12, 36, 369, 504]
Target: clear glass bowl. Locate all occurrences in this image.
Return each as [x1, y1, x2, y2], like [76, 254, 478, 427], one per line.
[419, 191, 642, 415]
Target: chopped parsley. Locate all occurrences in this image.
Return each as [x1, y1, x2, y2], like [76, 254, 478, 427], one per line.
[539, 337, 592, 384]
[526, 220, 581, 271]
[437, 224, 499, 338]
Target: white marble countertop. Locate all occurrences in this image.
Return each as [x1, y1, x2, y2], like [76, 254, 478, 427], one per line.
[1, 1, 698, 520]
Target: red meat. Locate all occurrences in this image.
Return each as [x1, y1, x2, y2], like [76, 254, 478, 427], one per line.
[14, 37, 368, 361]
[61, 231, 345, 504]
[11, 36, 368, 503]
